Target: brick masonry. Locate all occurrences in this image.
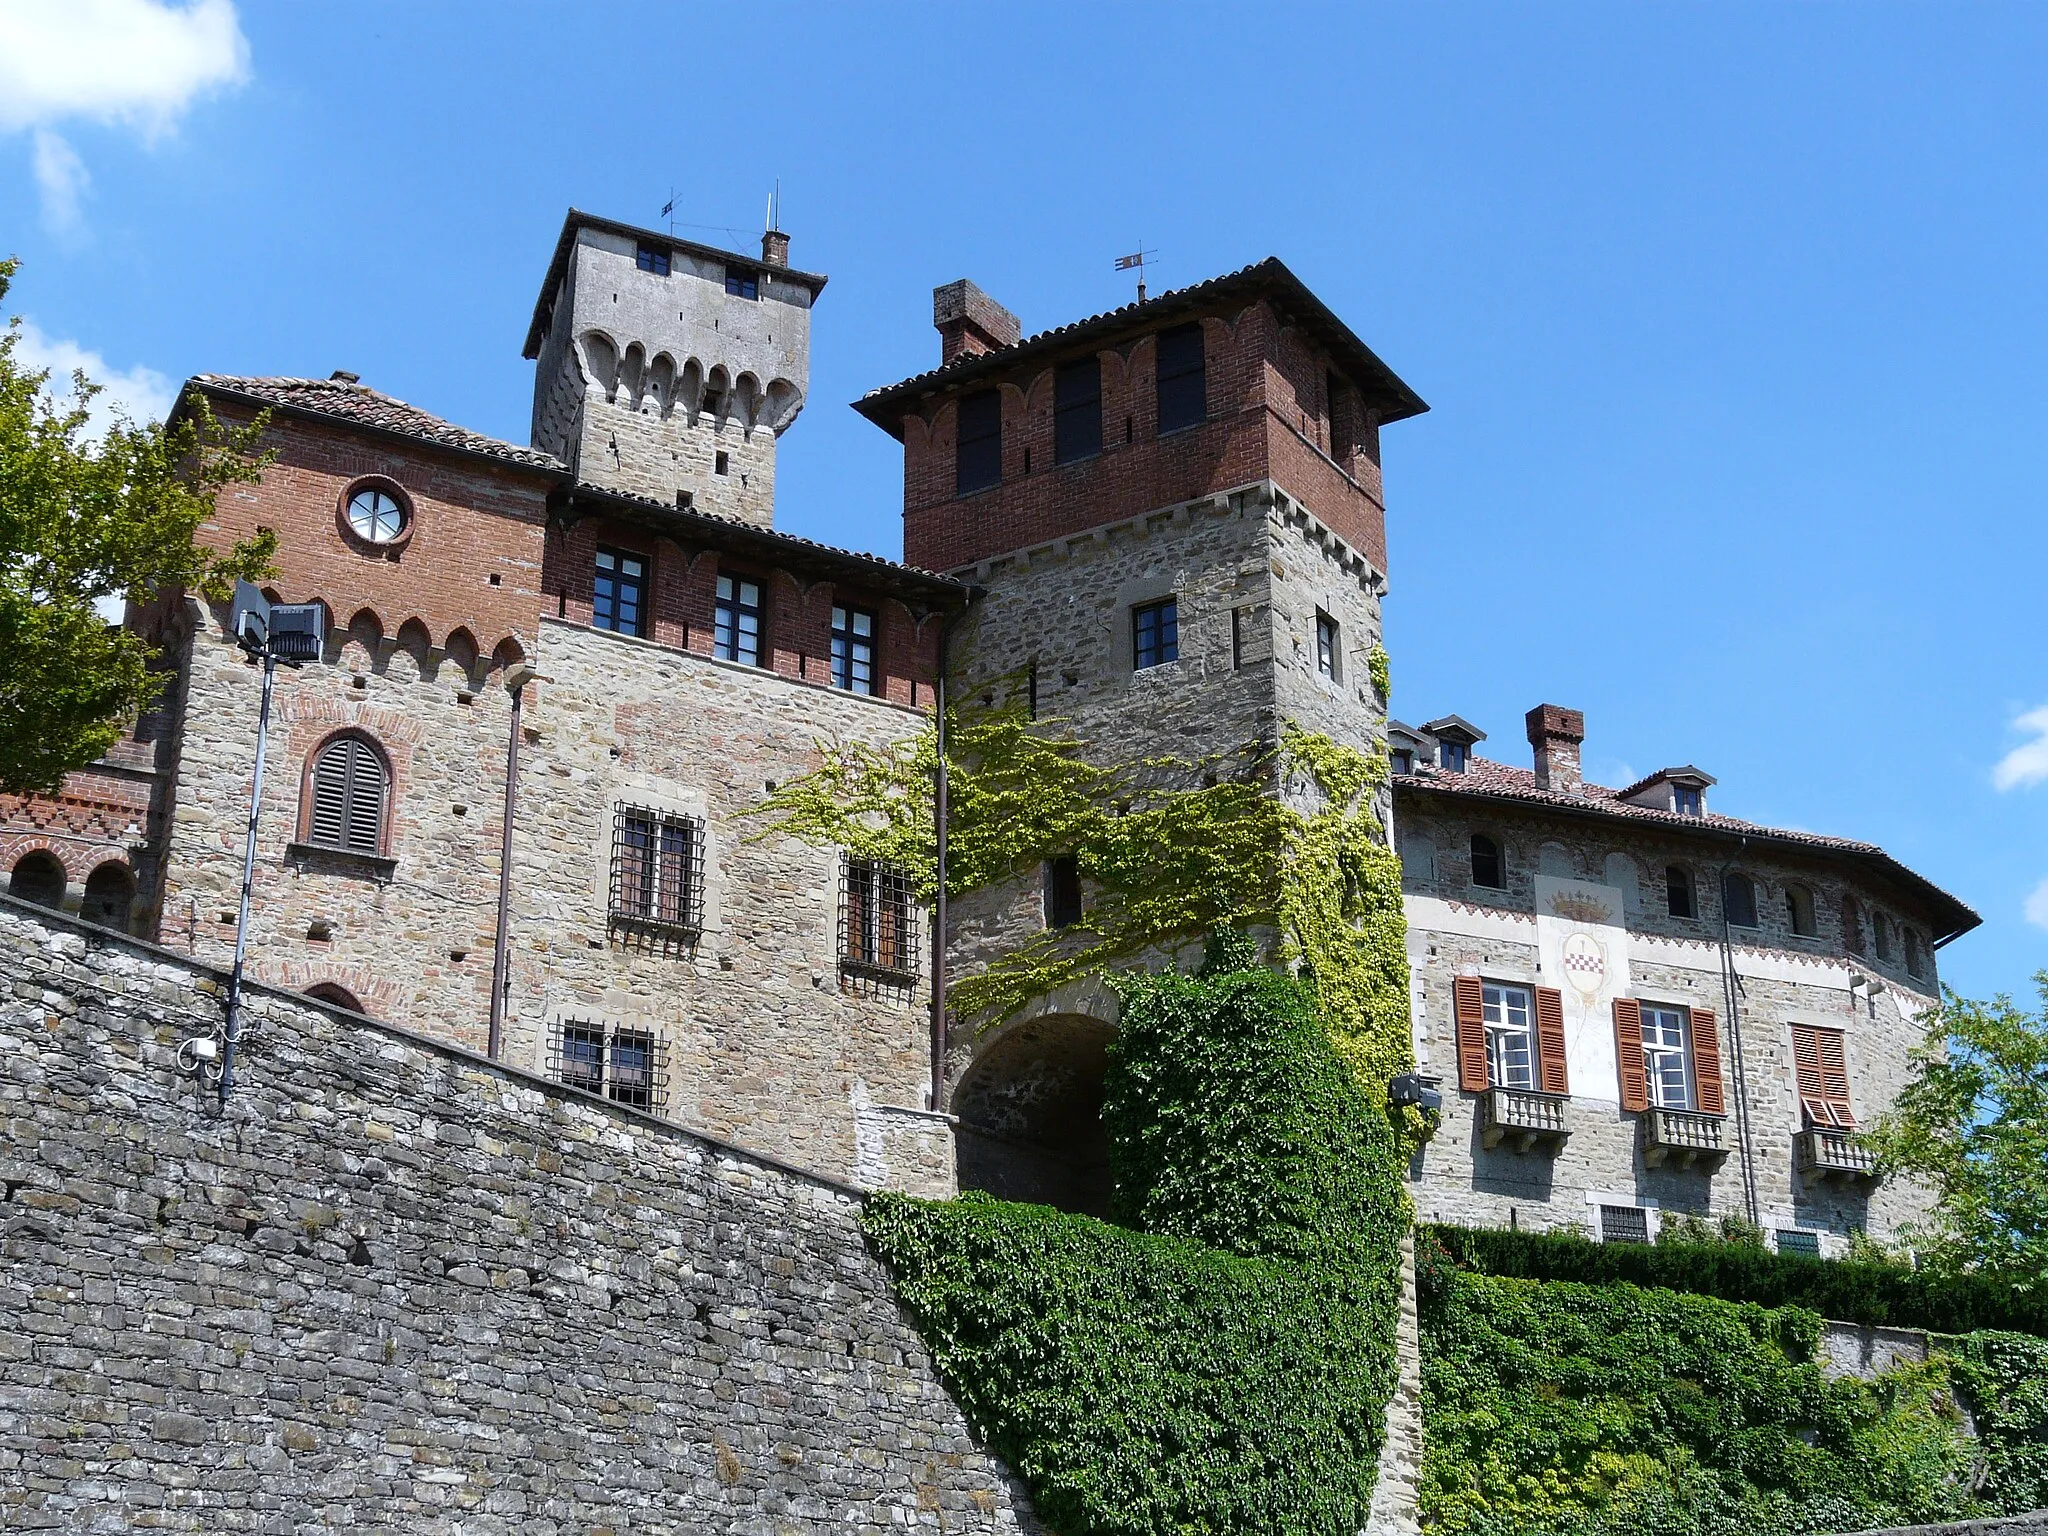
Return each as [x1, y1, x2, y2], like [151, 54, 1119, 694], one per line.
[0, 895, 1041, 1534]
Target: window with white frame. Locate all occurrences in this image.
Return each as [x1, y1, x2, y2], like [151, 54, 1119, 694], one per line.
[1639, 1003, 1693, 1110]
[1315, 609, 1340, 681]
[1483, 981, 1535, 1090]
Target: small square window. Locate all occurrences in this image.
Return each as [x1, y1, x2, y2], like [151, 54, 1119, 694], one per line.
[1674, 784, 1703, 817]
[1776, 1228, 1822, 1258]
[1440, 740, 1468, 773]
[724, 266, 758, 300]
[636, 243, 670, 277]
[1315, 610, 1340, 680]
[1600, 1204, 1650, 1244]
[1133, 597, 1179, 670]
[1391, 748, 1413, 775]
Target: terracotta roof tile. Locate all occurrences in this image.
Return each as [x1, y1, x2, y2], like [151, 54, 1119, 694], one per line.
[193, 375, 565, 471]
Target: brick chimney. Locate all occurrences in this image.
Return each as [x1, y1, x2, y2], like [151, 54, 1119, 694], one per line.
[760, 228, 791, 269]
[933, 279, 1021, 366]
[1526, 704, 1585, 794]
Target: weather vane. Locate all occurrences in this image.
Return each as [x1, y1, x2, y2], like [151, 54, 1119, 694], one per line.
[1115, 243, 1157, 302]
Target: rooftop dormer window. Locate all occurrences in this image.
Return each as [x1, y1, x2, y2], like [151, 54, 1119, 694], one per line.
[1390, 747, 1413, 776]
[636, 243, 670, 277]
[1674, 784, 1703, 817]
[1440, 740, 1468, 773]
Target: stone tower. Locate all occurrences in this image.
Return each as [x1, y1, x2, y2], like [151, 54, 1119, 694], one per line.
[524, 210, 826, 527]
[855, 262, 1428, 1206]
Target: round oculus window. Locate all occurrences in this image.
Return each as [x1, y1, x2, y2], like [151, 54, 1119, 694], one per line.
[346, 487, 407, 544]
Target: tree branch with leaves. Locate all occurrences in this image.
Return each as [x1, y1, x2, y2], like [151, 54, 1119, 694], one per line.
[0, 258, 275, 793]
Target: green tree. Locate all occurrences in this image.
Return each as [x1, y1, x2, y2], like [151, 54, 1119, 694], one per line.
[0, 258, 274, 793]
[1869, 974, 2048, 1278]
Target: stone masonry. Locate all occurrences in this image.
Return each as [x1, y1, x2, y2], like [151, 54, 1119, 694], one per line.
[0, 895, 1041, 1534]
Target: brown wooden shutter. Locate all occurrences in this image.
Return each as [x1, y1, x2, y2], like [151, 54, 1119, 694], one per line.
[1689, 1007, 1725, 1115]
[1534, 985, 1569, 1096]
[1817, 1028, 1854, 1127]
[1612, 998, 1648, 1113]
[1453, 975, 1489, 1092]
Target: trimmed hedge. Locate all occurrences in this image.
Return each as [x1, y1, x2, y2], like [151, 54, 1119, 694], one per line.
[1426, 1224, 2048, 1338]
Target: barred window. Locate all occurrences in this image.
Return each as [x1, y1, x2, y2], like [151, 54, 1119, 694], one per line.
[1600, 1204, 1650, 1244]
[308, 734, 388, 854]
[609, 805, 705, 936]
[549, 1019, 669, 1113]
[842, 856, 919, 979]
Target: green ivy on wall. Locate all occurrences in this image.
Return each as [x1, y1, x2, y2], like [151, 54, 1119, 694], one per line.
[865, 946, 1410, 1536]
[748, 687, 1414, 1088]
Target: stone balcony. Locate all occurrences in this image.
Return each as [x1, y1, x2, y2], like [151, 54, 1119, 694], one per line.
[1641, 1107, 1728, 1169]
[1796, 1127, 1879, 1183]
[1480, 1086, 1570, 1154]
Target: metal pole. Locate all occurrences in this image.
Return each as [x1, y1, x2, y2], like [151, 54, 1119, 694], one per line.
[1717, 848, 1762, 1230]
[219, 647, 277, 1103]
[487, 679, 526, 1059]
[930, 622, 951, 1114]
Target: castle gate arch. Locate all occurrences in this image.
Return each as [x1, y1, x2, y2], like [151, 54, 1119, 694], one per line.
[952, 1011, 1116, 1218]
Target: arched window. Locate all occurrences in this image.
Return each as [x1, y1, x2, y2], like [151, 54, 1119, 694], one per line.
[7, 851, 65, 909]
[1665, 865, 1696, 919]
[307, 734, 389, 855]
[1785, 883, 1818, 938]
[304, 982, 366, 1013]
[1904, 929, 1927, 979]
[1469, 834, 1504, 890]
[1842, 896, 1866, 955]
[81, 862, 135, 932]
[1873, 912, 1894, 963]
[1721, 871, 1758, 928]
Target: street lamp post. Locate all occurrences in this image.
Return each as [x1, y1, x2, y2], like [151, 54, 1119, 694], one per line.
[487, 659, 537, 1059]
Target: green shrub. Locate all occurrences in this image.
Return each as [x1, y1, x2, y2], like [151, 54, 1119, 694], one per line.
[1419, 1268, 1977, 1535]
[1947, 1329, 2048, 1511]
[1428, 1223, 2048, 1337]
[863, 955, 1409, 1536]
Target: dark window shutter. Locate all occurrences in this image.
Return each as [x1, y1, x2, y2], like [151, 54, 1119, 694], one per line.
[1534, 985, 1569, 1095]
[1155, 323, 1206, 434]
[1690, 1007, 1725, 1115]
[1453, 975, 1489, 1093]
[311, 737, 384, 853]
[1053, 357, 1102, 464]
[310, 747, 348, 847]
[1612, 997, 1648, 1113]
[956, 390, 1002, 494]
[1817, 1028, 1854, 1127]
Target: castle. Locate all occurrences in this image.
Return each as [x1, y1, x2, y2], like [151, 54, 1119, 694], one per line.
[1, 209, 1975, 1254]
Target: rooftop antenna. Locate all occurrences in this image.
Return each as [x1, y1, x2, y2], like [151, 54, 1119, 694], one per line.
[661, 189, 676, 236]
[766, 177, 781, 232]
[1115, 242, 1157, 302]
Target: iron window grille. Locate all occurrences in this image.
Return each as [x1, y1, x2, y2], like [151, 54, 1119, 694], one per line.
[715, 575, 763, 666]
[548, 1018, 670, 1113]
[831, 605, 877, 694]
[594, 547, 647, 637]
[1132, 597, 1179, 670]
[1775, 1228, 1822, 1258]
[609, 805, 705, 939]
[1600, 1204, 1650, 1244]
[840, 855, 920, 983]
[309, 736, 387, 854]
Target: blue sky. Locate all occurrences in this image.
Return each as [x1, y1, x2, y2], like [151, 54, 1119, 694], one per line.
[4, 2, 2045, 1000]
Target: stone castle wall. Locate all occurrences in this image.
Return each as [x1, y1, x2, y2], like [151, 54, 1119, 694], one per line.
[0, 896, 1039, 1535]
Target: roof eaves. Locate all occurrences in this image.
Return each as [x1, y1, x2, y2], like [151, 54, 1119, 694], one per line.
[184, 378, 569, 478]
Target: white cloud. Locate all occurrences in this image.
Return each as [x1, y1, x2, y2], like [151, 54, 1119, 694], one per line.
[13, 319, 175, 433]
[1992, 705, 2048, 792]
[2025, 878, 2048, 934]
[31, 128, 89, 238]
[0, 0, 250, 231]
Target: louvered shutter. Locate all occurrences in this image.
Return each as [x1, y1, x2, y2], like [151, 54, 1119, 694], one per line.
[310, 737, 384, 853]
[1453, 975, 1489, 1092]
[1690, 1007, 1726, 1116]
[344, 742, 385, 853]
[1534, 986, 1569, 1096]
[1816, 1029, 1854, 1127]
[1793, 1025, 1841, 1127]
[1612, 998, 1648, 1113]
[310, 743, 349, 847]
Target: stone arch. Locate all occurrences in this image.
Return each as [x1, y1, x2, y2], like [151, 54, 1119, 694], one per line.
[679, 357, 704, 417]
[952, 1010, 1117, 1217]
[81, 860, 136, 932]
[1537, 841, 1575, 878]
[762, 377, 803, 434]
[733, 371, 762, 435]
[489, 636, 526, 677]
[620, 342, 646, 409]
[1603, 851, 1641, 912]
[578, 330, 620, 400]
[304, 981, 365, 1013]
[391, 617, 432, 682]
[8, 849, 67, 910]
[441, 626, 480, 685]
[341, 607, 384, 671]
[699, 365, 731, 426]
[646, 352, 677, 417]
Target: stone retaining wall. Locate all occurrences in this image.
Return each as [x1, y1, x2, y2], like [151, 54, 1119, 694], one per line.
[0, 896, 1038, 1534]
